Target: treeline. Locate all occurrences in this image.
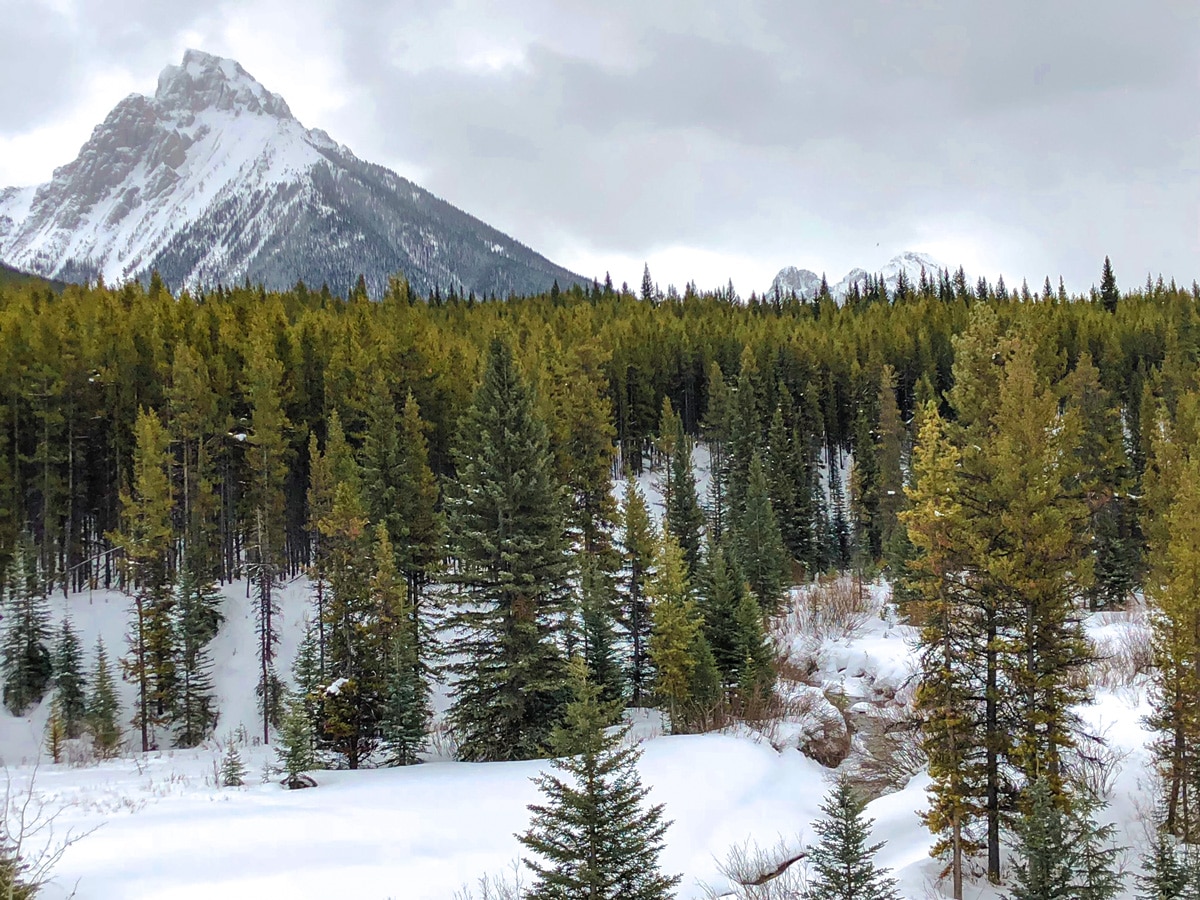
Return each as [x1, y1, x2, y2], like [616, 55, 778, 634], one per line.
[2, 258, 1200, 896]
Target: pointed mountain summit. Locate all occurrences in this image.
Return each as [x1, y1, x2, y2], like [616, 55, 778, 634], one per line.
[767, 251, 948, 303]
[0, 50, 583, 297]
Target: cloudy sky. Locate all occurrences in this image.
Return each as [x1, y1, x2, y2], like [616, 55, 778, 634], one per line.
[2, 0, 1196, 293]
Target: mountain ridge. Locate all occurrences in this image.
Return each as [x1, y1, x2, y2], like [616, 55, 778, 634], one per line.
[767, 250, 950, 303]
[0, 49, 584, 297]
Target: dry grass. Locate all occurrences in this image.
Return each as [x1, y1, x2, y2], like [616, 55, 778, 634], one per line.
[1086, 603, 1154, 691]
[782, 576, 876, 647]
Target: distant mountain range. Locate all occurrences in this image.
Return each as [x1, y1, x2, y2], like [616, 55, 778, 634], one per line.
[0, 50, 584, 297]
[768, 251, 950, 303]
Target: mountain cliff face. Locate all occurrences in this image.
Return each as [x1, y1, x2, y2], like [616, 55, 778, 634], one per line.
[0, 50, 583, 297]
[767, 251, 948, 303]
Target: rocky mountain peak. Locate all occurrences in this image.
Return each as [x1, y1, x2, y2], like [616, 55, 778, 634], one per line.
[154, 49, 293, 121]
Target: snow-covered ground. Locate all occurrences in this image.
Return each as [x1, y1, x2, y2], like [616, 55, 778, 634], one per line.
[0, 570, 1159, 899]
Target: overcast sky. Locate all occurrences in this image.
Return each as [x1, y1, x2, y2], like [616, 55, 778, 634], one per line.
[1, 0, 1196, 293]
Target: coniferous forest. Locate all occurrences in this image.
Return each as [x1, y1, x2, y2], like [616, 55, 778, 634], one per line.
[5, 259, 1200, 897]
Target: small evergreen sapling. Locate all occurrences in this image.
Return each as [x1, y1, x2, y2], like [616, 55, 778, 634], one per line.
[275, 692, 317, 789]
[519, 658, 680, 900]
[805, 777, 900, 900]
[221, 739, 247, 787]
[86, 638, 122, 758]
[52, 616, 87, 738]
[1136, 824, 1188, 899]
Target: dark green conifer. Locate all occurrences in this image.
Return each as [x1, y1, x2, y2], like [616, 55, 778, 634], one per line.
[445, 337, 572, 761]
[173, 563, 221, 747]
[735, 453, 789, 614]
[806, 777, 900, 900]
[519, 659, 680, 900]
[579, 553, 624, 705]
[52, 615, 86, 737]
[665, 418, 704, 578]
[1, 537, 52, 716]
[86, 638, 121, 758]
[275, 691, 317, 788]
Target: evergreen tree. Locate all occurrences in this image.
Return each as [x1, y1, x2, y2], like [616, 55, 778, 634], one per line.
[665, 417, 703, 577]
[727, 348, 763, 518]
[1137, 825, 1188, 900]
[52, 616, 86, 738]
[1100, 256, 1119, 313]
[0, 828, 37, 900]
[275, 691, 317, 788]
[579, 553, 624, 705]
[220, 740, 247, 787]
[445, 337, 572, 761]
[647, 533, 712, 732]
[86, 637, 121, 758]
[45, 696, 66, 763]
[703, 362, 735, 543]
[735, 453, 788, 615]
[1, 537, 51, 716]
[620, 476, 657, 707]
[376, 523, 429, 767]
[1004, 780, 1124, 900]
[732, 588, 774, 702]
[518, 658, 680, 900]
[291, 620, 323, 754]
[805, 777, 900, 900]
[697, 537, 745, 683]
[173, 562, 221, 748]
[110, 409, 175, 751]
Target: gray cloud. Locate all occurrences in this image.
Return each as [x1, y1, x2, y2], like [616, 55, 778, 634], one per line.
[2, 0, 1197, 291]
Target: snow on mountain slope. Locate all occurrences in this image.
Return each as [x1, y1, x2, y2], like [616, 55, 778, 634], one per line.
[0, 50, 583, 297]
[766, 250, 949, 303]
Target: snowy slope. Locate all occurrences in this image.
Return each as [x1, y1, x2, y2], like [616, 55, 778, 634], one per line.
[0, 50, 582, 298]
[0, 574, 1160, 900]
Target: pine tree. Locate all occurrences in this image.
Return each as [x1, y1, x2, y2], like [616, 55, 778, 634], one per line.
[735, 453, 788, 615]
[220, 739, 246, 787]
[0, 828, 37, 900]
[173, 562, 221, 748]
[393, 391, 443, 652]
[291, 621, 323, 753]
[905, 403, 981, 899]
[647, 533, 710, 732]
[52, 616, 86, 738]
[86, 637, 121, 758]
[703, 362, 735, 543]
[1, 537, 51, 716]
[732, 588, 774, 702]
[243, 328, 292, 744]
[518, 658, 680, 900]
[805, 777, 900, 900]
[110, 409, 175, 752]
[620, 476, 657, 707]
[445, 337, 572, 761]
[45, 697, 66, 763]
[275, 691, 317, 788]
[665, 417, 703, 577]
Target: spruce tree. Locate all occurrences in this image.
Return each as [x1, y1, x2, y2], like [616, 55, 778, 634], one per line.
[665, 417, 704, 578]
[620, 476, 657, 707]
[445, 337, 572, 761]
[579, 553, 624, 705]
[703, 361, 735, 543]
[518, 658, 680, 900]
[275, 691, 317, 788]
[52, 616, 86, 738]
[732, 588, 774, 702]
[1004, 780, 1124, 900]
[1100, 256, 1119, 313]
[173, 562, 222, 748]
[1137, 825, 1188, 900]
[2, 536, 52, 716]
[86, 637, 121, 758]
[697, 537, 746, 683]
[735, 453, 789, 615]
[220, 740, 247, 787]
[376, 523, 429, 767]
[805, 777, 900, 900]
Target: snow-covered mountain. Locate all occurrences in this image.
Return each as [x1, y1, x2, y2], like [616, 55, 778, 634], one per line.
[767, 251, 949, 303]
[0, 50, 583, 297]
